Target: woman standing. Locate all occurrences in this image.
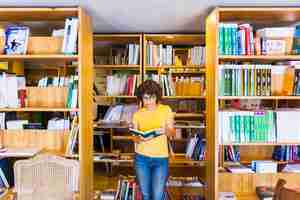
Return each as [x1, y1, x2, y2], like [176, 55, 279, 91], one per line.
[132, 80, 175, 200]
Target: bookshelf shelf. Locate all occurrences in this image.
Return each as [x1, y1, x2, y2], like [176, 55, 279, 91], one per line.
[95, 95, 136, 99]
[219, 55, 300, 61]
[146, 65, 205, 69]
[0, 54, 78, 60]
[221, 142, 300, 146]
[0, 107, 79, 112]
[94, 64, 140, 69]
[218, 96, 300, 100]
[175, 113, 204, 118]
[163, 96, 206, 99]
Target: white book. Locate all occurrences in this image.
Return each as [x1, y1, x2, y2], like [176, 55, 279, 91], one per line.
[6, 120, 28, 130]
[62, 18, 78, 54]
[0, 147, 40, 157]
[133, 44, 139, 65]
[6, 75, 19, 108]
[276, 110, 300, 143]
[0, 74, 7, 108]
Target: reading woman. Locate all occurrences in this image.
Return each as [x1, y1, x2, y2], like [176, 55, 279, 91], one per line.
[132, 80, 176, 200]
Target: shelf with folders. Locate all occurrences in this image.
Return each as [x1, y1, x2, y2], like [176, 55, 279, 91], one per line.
[206, 7, 300, 200]
[93, 34, 143, 99]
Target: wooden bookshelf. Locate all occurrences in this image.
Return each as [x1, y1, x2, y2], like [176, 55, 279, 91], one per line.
[0, 107, 79, 112]
[0, 54, 78, 60]
[0, 7, 94, 199]
[94, 64, 140, 69]
[92, 33, 207, 199]
[219, 55, 300, 61]
[206, 7, 300, 200]
[218, 96, 300, 100]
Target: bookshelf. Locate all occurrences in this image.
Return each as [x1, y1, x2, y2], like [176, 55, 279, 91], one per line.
[92, 33, 207, 199]
[206, 7, 300, 200]
[0, 7, 93, 199]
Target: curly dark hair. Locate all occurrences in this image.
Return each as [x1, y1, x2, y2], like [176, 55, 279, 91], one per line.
[135, 80, 162, 105]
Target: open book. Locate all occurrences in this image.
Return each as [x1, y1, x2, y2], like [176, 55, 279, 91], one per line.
[129, 128, 162, 139]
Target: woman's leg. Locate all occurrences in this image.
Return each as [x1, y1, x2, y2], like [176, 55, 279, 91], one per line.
[134, 154, 152, 200]
[151, 157, 169, 200]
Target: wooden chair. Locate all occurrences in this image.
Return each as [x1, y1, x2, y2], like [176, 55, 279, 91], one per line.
[278, 186, 300, 200]
[13, 154, 79, 200]
[273, 179, 287, 200]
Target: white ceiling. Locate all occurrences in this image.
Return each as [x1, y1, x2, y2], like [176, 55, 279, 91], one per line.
[1, 0, 300, 33]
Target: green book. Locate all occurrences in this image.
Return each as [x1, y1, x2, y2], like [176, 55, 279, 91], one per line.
[219, 23, 224, 55]
[129, 128, 161, 139]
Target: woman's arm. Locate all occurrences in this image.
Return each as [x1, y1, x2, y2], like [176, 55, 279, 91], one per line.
[164, 112, 176, 138]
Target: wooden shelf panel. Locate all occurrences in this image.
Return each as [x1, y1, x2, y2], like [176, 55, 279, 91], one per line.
[175, 113, 204, 118]
[218, 7, 300, 22]
[0, 107, 79, 112]
[218, 96, 300, 100]
[94, 64, 140, 69]
[219, 55, 300, 61]
[146, 65, 205, 69]
[0, 7, 78, 21]
[94, 34, 141, 44]
[221, 142, 300, 146]
[144, 34, 205, 45]
[163, 96, 206, 99]
[0, 54, 78, 60]
[95, 95, 205, 99]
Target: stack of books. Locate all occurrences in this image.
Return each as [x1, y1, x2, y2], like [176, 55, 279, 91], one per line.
[218, 64, 298, 96]
[218, 23, 295, 56]
[186, 133, 206, 161]
[106, 74, 141, 96]
[272, 145, 300, 161]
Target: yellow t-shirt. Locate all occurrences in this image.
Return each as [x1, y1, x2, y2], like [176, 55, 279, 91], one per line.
[132, 104, 173, 158]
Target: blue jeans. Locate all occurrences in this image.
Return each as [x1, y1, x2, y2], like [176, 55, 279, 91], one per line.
[134, 153, 169, 200]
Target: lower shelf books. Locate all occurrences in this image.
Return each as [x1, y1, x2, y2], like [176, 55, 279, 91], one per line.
[166, 176, 204, 188]
[225, 164, 254, 174]
[185, 132, 206, 161]
[272, 145, 300, 161]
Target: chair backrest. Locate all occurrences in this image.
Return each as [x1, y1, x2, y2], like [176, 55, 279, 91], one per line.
[278, 187, 300, 200]
[274, 179, 287, 200]
[14, 154, 79, 200]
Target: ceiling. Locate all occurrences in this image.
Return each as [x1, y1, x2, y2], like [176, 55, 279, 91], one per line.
[1, 0, 300, 33]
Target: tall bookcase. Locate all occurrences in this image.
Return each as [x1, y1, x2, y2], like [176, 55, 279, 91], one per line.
[0, 7, 93, 199]
[93, 33, 208, 199]
[206, 7, 300, 200]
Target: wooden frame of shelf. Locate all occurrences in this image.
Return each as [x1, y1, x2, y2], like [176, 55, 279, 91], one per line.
[206, 7, 300, 200]
[0, 7, 94, 199]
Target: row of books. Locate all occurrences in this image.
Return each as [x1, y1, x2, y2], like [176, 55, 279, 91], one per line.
[94, 44, 140, 65]
[186, 133, 206, 161]
[65, 117, 79, 155]
[0, 73, 25, 108]
[226, 160, 278, 174]
[146, 74, 204, 96]
[146, 41, 205, 66]
[102, 104, 138, 124]
[114, 179, 142, 200]
[106, 74, 141, 96]
[218, 23, 296, 56]
[272, 145, 300, 161]
[37, 76, 78, 87]
[166, 176, 204, 187]
[219, 64, 300, 96]
[219, 110, 300, 144]
[0, 116, 70, 130]
[224, 145, 240, 162]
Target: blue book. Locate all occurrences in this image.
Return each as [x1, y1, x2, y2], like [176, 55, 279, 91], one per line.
[4, 26, 29, 55]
